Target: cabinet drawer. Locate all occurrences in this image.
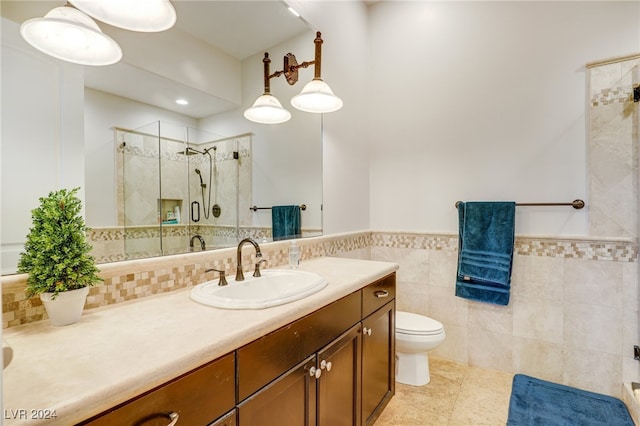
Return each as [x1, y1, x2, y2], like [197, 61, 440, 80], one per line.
[237, 291, 361, 401]
[362, 273, 396, 318]
[81, 353, 235, 426]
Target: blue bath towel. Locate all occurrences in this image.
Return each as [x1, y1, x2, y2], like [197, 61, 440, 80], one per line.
[455, 201, 516, 305]
[272, 205, 301, 241]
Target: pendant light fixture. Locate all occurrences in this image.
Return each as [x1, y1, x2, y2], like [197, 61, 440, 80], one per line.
[243, 53, 292, 124]
[69, 0, 177, 32]
[244, 32, 343, 124]
[20, 5, 122, 66]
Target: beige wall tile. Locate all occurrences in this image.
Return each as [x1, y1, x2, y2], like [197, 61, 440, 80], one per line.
[563, 349, 622, 397]
[564, 302, 622, 356]
[396, 280, 429, 316]
[564, 258, 622, 309]
[428, 249, 458, 289]
[511, 254, 563, 301]
[512, 296, 564, 344]
[468, 328, 513, 373]
[512, 337, 563, 383]
[433, 324, 468, 364]
[468, 301, 513, 336]
[428, 285, 468, 327]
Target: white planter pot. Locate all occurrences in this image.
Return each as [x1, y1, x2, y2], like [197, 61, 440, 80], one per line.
[40, 287, 89, 326]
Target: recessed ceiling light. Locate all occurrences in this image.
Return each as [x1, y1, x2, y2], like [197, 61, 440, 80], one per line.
[176, 99, 189, 105]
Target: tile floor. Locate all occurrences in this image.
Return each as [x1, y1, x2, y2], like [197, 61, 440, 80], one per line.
[376, 357, 514, 426]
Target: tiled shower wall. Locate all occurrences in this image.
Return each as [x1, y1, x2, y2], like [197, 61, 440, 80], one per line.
[114, 129, 252, 259]
[588, 55, 639, 238]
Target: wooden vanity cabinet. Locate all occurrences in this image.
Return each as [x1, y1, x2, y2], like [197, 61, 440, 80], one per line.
[238, 355, 317, 426]
[236, 291, 361, 402]
[79, 353, 235, 426]
[317, 324, 362, 426]
[80, 272, 396, 426]
[362, 301, 395, 425]
[361, 273, 396, 425]
[238, 272, 396, 426]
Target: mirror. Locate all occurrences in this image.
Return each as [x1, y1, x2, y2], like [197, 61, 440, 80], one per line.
[0, 1, 323, 273]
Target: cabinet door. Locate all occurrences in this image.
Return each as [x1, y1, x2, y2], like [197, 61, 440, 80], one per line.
[362, 301, 395, 426]
[238, 355, 317, 426]
[317, 324, 362, 426]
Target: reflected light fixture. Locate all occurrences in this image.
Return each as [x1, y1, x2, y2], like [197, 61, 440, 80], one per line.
[20, 5, 122, 66]
[244, 31, 343, 124]
[69, 0, 177, 32]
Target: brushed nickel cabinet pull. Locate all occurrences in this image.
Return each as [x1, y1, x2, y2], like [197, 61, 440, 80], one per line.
[374, 290, 389, 298]
[167, 412, 179, 426]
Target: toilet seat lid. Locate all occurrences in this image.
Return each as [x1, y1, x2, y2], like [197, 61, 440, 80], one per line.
[396, 311, 444, 335]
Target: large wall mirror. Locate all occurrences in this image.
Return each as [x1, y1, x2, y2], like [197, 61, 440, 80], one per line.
[1, 1, 323, 274]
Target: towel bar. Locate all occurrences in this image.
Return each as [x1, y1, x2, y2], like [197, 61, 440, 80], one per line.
[250, 204, 307, 212]
[455, 199, 585, 210]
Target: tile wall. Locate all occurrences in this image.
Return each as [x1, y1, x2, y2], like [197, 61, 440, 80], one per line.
[370, 231, 638, 398]
[588, 55, 639, 239]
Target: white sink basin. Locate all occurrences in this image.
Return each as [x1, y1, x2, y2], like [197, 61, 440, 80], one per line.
[190, 269, 328, 309]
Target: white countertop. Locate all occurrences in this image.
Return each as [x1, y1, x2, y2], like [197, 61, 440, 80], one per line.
[2, 257, 398, 425]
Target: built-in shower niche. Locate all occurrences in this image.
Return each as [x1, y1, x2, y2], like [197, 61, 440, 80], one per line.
[114, 121, 253, 260]
[159, 199, 183, 224]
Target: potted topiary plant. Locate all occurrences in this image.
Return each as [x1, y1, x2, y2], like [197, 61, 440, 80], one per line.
[17, 187, 102, 326]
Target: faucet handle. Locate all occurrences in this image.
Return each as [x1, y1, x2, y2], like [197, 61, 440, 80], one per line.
[253, 259, 268, 278]
[205, 268, 228, 286]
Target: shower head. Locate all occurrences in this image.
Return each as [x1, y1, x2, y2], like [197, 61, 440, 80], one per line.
[194, 168, 206, 188]
[177, 147, 203, 156]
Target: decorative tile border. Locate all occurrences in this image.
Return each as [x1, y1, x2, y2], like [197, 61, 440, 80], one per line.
[370, 231, 638, 262]
[591, 85, 636, 106]
[3, 231, 636, 329]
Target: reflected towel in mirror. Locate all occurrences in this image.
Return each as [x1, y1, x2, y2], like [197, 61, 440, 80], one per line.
[272, 205, 301, 241]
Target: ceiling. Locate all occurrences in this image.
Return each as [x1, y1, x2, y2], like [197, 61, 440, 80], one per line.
[1, 1, 311, 118]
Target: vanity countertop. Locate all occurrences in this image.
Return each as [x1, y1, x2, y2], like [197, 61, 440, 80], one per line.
[2, 256, 398, 425]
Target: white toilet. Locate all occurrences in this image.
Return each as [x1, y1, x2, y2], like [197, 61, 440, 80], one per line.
[395, 311, 446, 386]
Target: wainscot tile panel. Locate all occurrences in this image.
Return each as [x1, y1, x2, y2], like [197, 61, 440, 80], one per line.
[369, 231, 638, 398]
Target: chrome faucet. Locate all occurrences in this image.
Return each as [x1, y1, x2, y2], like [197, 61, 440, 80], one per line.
[236, 238, 262, 281]
[189, 234, 206, 251]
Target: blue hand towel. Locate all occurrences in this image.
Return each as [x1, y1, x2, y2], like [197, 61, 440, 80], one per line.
[455, 201, 516, 306]
[272, 205, 301, 241]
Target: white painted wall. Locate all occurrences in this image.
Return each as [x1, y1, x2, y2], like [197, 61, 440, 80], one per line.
[287, 0, 371, 235]
[366, 1, 639, 237]
[84, 89, 198, 227]
[293, 1, 639, 237]
[1, 17, 84, 274]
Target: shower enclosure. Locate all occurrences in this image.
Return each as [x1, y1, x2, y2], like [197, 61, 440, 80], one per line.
[116, 121, 252, 260]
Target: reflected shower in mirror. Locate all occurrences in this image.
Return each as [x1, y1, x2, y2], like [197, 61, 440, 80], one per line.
[89, 122, 252, 263]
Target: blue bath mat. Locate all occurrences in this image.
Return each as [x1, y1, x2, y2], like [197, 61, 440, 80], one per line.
[508, 374, 634, 425]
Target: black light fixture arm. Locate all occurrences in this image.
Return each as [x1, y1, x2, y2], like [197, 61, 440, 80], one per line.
[262, 53, 272, 95]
